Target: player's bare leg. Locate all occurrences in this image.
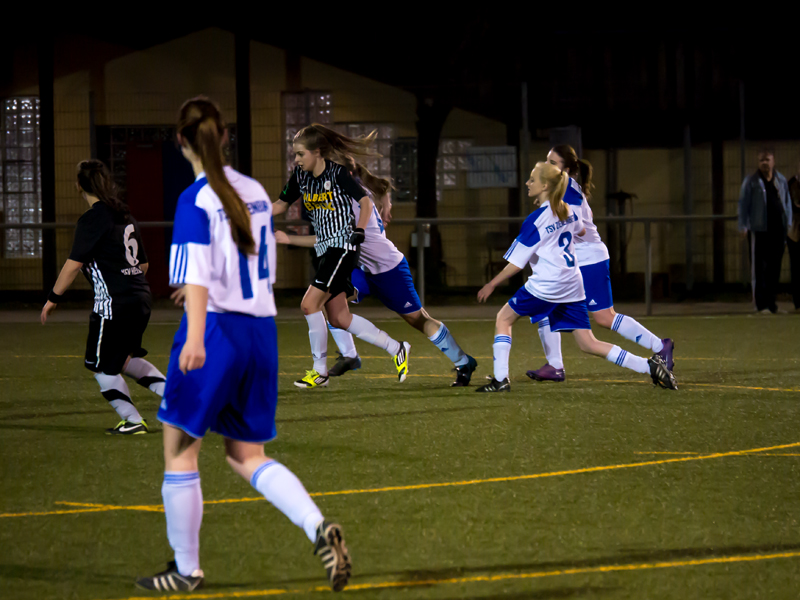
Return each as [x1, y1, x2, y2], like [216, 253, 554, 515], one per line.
[401, 309, 477, 386]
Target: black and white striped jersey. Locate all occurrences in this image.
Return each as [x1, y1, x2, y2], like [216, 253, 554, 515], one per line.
[279, 161, 366, 256]
[69, 202, 151, 319]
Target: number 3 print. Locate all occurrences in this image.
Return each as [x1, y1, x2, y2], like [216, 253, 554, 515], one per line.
[558, 231, 575, 267]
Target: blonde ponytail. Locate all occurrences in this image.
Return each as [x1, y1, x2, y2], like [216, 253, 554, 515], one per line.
[536, 162, 570, 221]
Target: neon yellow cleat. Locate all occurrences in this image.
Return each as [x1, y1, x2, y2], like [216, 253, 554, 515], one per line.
[393, 342, 411, 382]
[294, 369, 330, 389]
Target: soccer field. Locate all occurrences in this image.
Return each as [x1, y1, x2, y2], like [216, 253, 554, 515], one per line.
[1, 312, 799, 600]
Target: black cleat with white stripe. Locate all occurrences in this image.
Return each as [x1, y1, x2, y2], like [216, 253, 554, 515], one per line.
[135, 561, 204, 592]
[648, 355, 678, 390]
[314, 521, 351, 592]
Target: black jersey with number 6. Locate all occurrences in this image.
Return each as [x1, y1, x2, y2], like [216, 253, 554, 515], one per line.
[69, 202, 151, 319]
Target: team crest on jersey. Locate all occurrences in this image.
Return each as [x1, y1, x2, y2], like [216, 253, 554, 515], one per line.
[324, 180, 331, 190]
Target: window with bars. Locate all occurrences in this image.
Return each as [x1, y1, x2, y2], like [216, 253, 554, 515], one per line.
[1, 97, 41, 258]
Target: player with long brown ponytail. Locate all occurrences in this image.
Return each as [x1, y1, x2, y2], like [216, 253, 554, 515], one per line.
[273, 123, 411, 388]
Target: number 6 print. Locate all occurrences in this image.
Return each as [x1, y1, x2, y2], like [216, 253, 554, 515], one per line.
[123, 224, 140, 267]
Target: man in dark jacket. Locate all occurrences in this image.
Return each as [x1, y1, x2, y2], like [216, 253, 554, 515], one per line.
[738, 149, 794, 313]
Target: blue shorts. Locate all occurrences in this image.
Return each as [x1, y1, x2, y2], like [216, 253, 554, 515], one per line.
[158, 312, 278, 443]
[510, 287, 591, 332]
[580, 259, 614, 312]
[351, 258, 422, 315]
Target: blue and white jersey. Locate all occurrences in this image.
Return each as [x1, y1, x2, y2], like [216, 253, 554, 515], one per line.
[169, 166, 277, 318]
[563, 177, 610, 267]
[504, 201, 585, 302]
[352, 198, 404, 275]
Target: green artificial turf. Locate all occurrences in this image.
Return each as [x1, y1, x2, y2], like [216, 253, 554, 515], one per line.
[0, 313, 799, 600]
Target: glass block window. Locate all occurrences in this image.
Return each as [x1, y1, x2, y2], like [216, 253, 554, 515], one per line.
[1, 97, 41, 258]
[331, 123, 394, 182]
[281, 91, 333, 233]
[437, 139, 472, 189]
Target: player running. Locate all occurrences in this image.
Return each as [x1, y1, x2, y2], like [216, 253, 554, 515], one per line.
[272, 124, 410, 388]
[276, 157, 478, 387]
[476, 161, 677, 392]
[40, 160, 165, 435]
[135, 97, 350, 593]
[527, 145, 674, 382]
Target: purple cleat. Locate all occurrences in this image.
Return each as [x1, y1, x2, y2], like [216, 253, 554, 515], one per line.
[657, 338, 674, 371]
[526, 363, 566, 382]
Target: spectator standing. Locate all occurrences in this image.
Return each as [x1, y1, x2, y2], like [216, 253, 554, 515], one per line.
[787, 158, 800, 311]
[738, 149, 793, 313]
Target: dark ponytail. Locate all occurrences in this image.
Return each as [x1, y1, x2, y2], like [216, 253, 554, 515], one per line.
[551, 144, 595, 200]
[177, 96, 255, 254]
[76, 160, 130, 219]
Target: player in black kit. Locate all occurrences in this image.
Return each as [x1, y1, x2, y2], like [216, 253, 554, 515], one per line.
[41, 160, 166, 434]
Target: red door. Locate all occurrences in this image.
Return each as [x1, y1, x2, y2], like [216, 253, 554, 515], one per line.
[125, 142, 169, 297]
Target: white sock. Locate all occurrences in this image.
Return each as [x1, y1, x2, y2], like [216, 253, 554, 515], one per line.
[124, 357, 166, 396]
[346, 314, 401, 356]
[537, 318, 563, 369]
[250, 460, 324, 543]
[428, 323, 469, 367]
[305, 312, 328, 375]
[605, 345, 649, 374]
[611, 314, 663, 352]
[94, 372, 143, 424]
[329, 324, 358, 359]
[162, 471, 203, 576]
[492, 335, 512, 381]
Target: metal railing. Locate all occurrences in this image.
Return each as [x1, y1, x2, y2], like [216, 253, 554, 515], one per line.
[0, 214, 739, 314]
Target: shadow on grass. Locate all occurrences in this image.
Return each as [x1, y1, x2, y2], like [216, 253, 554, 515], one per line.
[0, 409, 112, 421]
[438, 587, 618, 599]
[278, 404, 505, 424]
[0, 422, 162, 435]
[354, 541, 800, 586]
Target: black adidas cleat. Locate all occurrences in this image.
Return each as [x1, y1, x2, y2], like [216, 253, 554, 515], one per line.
[451, 355, 478, 387]
[475, 377, 510, 392]
[314, 521, 351, 592]
[393, 342, 411, 382]
[135, 560, 204, 592]
[106, 420, 148, 435]
[328, 353, 362, 377]
[648, 355, 678, 390]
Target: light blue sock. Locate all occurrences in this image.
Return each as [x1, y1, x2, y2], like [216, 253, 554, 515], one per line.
[251, 460, 324, 543]
[428, 323, 468, 367]
[162, 471, 203, 576]
[329, 324, 358, 358]
[493, 335, 512, 381]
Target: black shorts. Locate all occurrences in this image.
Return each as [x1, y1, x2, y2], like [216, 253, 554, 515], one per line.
[84, 305, 151, 375]
[311, 247, 358, 298]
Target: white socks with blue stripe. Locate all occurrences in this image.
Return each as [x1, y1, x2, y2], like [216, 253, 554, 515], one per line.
[329, 324, 358, 359]
[606, 345, 649, 374]
[611, 314, 663, 352]
[94, 372, 143, 424]
[305, 312, 328, 375]
[250, 460, 324, 543]
[428, 323, 468, 367]
[537, 318, 564, 369]
[346, 314, 401, 356]
[162, 471, 203, 576]
[493, 335, 512, 381]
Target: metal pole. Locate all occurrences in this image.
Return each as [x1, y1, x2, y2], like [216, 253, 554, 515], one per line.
[739, 80, 746, 183]
[416, 222, 426, 307]
[684, 125, 693, 292]
[645, 221, 652, 316]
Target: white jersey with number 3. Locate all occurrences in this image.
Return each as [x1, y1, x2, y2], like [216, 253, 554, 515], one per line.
[563, 177, 610, 266]
[503, 201, 585, 302]
[169, 166, 277, 317]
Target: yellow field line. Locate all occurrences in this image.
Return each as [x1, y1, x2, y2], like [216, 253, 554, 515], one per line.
[101, 550, 800, 600]
[634, 451, 701, 455]
[57, 501, 164, 512]
[28, 440, 798, 517]
[9, 354, 800, 361]
[0, 507, 116, 518]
